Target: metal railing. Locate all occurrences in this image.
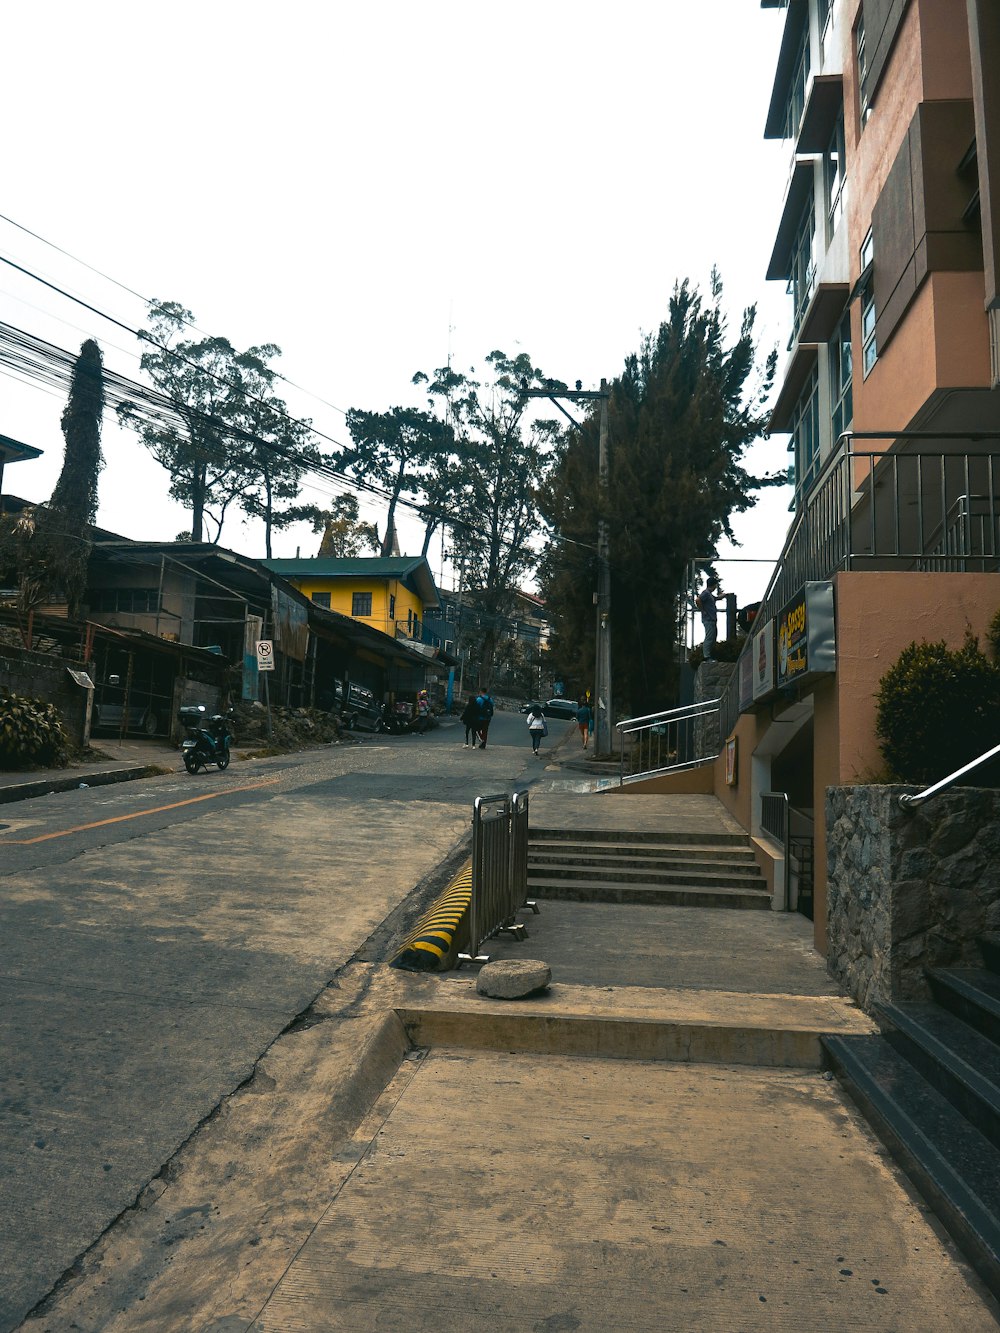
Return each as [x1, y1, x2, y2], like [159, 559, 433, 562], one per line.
[898, 742, 1000, 810]
[761, 792, 790, 857]
[720, 433, 1000, 739]
[459, 789, 537, 963]
[760, 792, 790, 912]
[616, 699, 721, 786]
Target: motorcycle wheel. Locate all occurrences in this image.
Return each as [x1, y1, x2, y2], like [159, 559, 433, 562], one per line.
[217, 751, 230, 771]
[183, 753, 201, 774]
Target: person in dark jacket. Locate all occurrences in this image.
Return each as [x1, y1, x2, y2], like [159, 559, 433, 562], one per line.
[576, 701, 593, 747]
[460, 695, 479, 747]
[477, 692, 494, 749]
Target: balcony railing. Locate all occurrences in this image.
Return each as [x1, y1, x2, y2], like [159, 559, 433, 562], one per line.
[720, 431, 1000, 737]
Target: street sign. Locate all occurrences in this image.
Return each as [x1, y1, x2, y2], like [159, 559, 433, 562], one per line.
[255, 640, 275, 672]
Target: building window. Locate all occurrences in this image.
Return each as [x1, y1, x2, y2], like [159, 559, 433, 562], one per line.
[789, 366, 821, 501]
[388, 593, 395, 620]
[783, 18, 811, 140]
[788, 196, 817, 341]
[819, 0, 833, 65]
[91, 588, 160, 614]
[856, 12, 871, 126]
[830, 309, 853, 441]
[311, 591, 331, 609]
[352, 592, 372, 617]
[859, 229, 877, 376]
[825, 109, 846, 241]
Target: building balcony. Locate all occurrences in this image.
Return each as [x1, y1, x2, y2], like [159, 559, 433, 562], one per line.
[720, 430, 1000, 733]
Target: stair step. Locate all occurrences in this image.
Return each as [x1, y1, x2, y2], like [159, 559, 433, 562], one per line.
[527, 839, 759, 865]
[528, 862, 767, 890]
[529, 826, 749, 848]
[980, 934, 1000, 975]
[927, 968, 1000, 1045]
[525, 876, 772, 909]
[876, 1002, 1000, 1152]
[823, 1032, 1000, 1300]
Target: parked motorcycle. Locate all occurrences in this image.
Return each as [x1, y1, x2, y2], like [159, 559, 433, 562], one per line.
[179, 705, 233, 773]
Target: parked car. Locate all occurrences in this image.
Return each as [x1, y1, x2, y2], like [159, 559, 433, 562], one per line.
[333, 681, 381, 732]
[91, 700, 161, 736]
[543, 697, 579, 719]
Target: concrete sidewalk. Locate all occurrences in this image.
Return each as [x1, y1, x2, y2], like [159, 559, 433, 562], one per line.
[0, 737, 180, 803]
[22, 786, 1000, 1330]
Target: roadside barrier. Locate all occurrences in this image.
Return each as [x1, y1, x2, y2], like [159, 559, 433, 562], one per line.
[459, 788, 537, 965]
[390, 860, 472, 972]
[390, 789, 536, 971]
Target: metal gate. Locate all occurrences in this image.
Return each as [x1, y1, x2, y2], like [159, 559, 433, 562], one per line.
[460, 789, 537, 964]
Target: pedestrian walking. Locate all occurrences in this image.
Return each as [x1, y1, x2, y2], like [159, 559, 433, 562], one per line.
[477, 692, 494, 749]
[526, 704, 547, 756]
[576, 701, 593, 747]
[696, 577, 721, 660]
[460, 695, 479, 747]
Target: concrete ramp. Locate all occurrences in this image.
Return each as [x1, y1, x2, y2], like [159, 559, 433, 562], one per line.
[254, 1045, 999, 1332]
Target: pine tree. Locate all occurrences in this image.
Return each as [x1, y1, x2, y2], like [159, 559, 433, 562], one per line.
[537, 275, 779, 716]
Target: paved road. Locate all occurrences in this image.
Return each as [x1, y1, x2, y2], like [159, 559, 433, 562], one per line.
[0, 709, 562, 1332]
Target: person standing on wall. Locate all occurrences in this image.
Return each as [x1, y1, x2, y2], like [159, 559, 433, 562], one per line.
[696, 577, 721, 661]
[526, 703, 547, 756]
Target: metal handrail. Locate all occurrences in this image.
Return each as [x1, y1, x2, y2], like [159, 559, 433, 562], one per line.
[761, 792, 790, 912]
[616, 698, 721, 732]
[617, 699, 722, 786]
[898, 742, 1000, 810]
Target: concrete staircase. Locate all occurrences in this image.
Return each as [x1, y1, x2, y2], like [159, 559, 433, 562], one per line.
[527, 826, 772, 910]
[822, 932, 1000, 1301]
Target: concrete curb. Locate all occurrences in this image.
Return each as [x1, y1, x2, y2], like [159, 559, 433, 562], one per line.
[0, 764, 164, 805]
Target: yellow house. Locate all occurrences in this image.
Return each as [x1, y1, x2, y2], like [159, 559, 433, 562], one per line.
[262, 556, 440, 647]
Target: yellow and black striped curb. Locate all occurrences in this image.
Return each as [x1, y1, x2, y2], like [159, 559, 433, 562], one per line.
[390, 859, 472, 972]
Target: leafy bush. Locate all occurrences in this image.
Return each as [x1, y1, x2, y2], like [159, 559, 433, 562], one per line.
[988, 607, 1000, 662]
[874, 636, 1000, 783]
[688, 635, 746, 670]
[0, 693, 70, 769]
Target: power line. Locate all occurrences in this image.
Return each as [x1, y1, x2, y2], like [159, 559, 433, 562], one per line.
[0, 214, 349, 418]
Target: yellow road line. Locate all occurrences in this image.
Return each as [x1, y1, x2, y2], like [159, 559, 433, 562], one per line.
[2, 777, 281, 845]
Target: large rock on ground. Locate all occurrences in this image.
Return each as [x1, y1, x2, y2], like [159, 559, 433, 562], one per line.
[477, 959, 551, 999]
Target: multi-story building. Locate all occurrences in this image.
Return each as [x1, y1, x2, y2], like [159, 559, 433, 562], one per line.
[674, 1, 1000, 953]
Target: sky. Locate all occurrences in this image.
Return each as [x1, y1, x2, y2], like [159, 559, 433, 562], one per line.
[1, 1, 792, 617]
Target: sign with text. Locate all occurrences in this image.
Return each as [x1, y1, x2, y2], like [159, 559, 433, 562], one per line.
[751, 620, 776, 702]
[255, 640, 275, 673]
[776, 581, 835, 690]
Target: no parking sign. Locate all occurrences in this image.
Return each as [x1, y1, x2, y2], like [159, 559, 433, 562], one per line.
[255, 640, 275, 672]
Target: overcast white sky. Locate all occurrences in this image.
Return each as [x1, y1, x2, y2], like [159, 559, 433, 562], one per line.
[1, 0, 791, 609]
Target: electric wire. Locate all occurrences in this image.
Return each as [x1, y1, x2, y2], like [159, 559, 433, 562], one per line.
[0, 214, 349, 418]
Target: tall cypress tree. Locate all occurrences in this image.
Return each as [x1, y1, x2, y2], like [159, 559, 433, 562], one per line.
[537, 275, 779, 716]
[5, 339, 105, 623]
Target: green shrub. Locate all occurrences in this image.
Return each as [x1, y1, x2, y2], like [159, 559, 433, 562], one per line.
[987, 607, 1000, 662]
[688, 635, 746, 670]
[874, 635, 1000, 784]
[0, 692, 70, 769]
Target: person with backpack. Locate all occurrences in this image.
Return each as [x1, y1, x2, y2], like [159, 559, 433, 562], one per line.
[526, 704, 547, 756]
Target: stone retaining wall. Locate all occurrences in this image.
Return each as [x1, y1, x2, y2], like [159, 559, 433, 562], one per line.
[826, 784, 1000, 1011]
[1, 643, 91, 750]
[694, 660, 736, 759]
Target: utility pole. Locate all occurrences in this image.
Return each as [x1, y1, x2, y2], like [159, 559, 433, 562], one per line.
[522, 377, 613, 756]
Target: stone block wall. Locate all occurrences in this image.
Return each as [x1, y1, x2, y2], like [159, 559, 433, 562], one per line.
[0, 644, 92, 750]
[826, 785, 1000, 1011]
[694, 660, 736, 759]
